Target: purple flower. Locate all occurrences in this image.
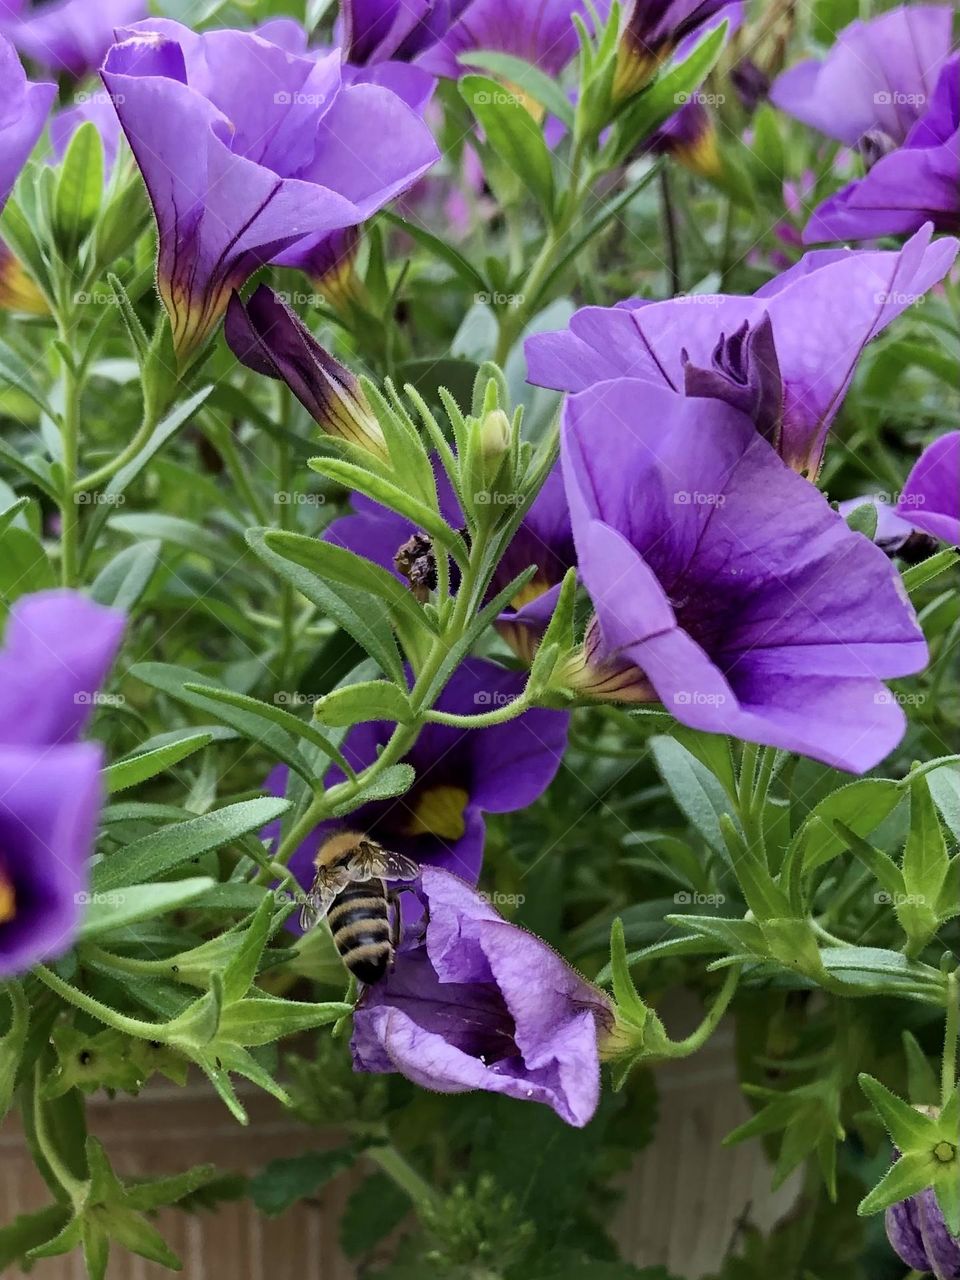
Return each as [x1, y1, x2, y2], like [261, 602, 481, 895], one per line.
[770, 6, 959, 241]
[278, 660, 568, 896]
[887, 1189, 960, 1280]
[2, 0, 144, 79]
[101, 21, 438, 361]
[341, 0, 608, 78]
[224, 285, 388, 458]
[0, 34, 55, 209]
[0, 590, 124, 977]
[615, 0, 736, 100]
[351, 865, 612, 1126]
[559, 379, 928, 773]
[897, 431, 960, 545]
[525, 224, 959, 478]
[325, 459, 576, 661]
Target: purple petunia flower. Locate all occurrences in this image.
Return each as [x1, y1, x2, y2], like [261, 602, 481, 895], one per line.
[325, 460, 576, 661]
[0, 590, 124, 977]
[559, 379, 928, 773]
[525, 224, 959, 479]
[341, 0, 607, 78]
[0, 33, 55, 208]
[897, 431, 960, 545]
[276, 660, 568, 896]
[2, 0, 144, 79]
[770, 6, 959, 241]
[101, 20, 438, 361]
[887, 1189, 960, 1279]
[351, 865, 613, 1126]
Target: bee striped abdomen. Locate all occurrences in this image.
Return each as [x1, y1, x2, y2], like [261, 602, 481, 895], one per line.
[328, 882, 392, 984]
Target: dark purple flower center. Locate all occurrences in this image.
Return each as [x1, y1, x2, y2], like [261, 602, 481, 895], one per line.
[682, 314, 784, 450]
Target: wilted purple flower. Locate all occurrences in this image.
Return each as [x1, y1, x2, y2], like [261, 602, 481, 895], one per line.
[615, 0, 736, 100]
[770, 6, 959, 241]
[325, 460, 576, 661]
[887, 1189, 960, 1279]
[559, 379, 928, 772]
[277, 660, 568, 893]
[0, 34, 54, 207]
[2, 0, 144, 79]
[225, 285, 388, 459]
[643, 99, 721, 177]
[351, 865, 612, 1126]
[897, 431, 960, 545]
[0, 590, 124, 976]
[101, 21, 438, 361]
[526, 224, 959, 478]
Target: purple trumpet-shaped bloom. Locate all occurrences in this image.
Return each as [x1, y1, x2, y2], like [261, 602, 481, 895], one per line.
[225, 285, 388, 458]
[526, 224, 959, 479]
[897, 431, 960, 545]
[0, 34, 55, 208]
[341, 0, 609, 78]
[277, 660, 568, 895]
[3, 0, 144, 79]
[0, 590, 124, 977]
[887, 1190, 960, 1280]
[770, 6, 959, 241]
[351, 866, 613, 1126]
[325, 460, 576, 661]
[101, 21, 438, 361]
[560, 379, 928, 773]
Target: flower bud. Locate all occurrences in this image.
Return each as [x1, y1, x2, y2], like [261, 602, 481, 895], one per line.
[479, 408, 512, 464]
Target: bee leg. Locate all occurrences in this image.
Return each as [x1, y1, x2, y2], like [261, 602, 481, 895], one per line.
[387, 892, 403, 955]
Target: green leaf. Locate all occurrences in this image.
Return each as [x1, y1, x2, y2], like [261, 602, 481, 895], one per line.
[78, 878, 216, 939]
[330, 763, 415, 816]
[859, 1073, 937, 1153]
[0, 524, 55, 614]
[382, 211, 488, 292]
[794, 779, 902, 874]
[93, 797, 289, 892]
[609, 23, 728, 165]
[902, 771, 950, 907]
[182, 683, 354, 776]
[460, 50, 576, 126]
[858, 1149, 937, 1216]
[903, 1031, 940, 1107]
[263, 530, 437, 638]
[649, 734, 737, 855]
[844, 500, 878, 539]
[55, 121, 103, 251]
[0, 337, 54, 417]
[315, 679, 413, 727]
[104, 732, 212, 794]
[131, 660, 316, 782]
[89, 539, 161, 612]
[249, 1147, 357, 1217]
[339, 1171, 410, 1257]
[0, 1205, 71, 1271]
[833, 821, 904, 900]
[903, 548, 959, 598]
[460, 74, 555, 215]
[246, 528, 404, 684]
[609, 918, 648, 1030]
[215, 995, 349, 1046]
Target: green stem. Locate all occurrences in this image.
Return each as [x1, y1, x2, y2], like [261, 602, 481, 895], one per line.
[659, 166, 682, 295]
[366, 1144, 439, 1213]
[75, 411, 155, 492]
[32, 1062, 86, 1208]
[670, 964, 741, 1057]
[423, 696, 532, 729]
[57, 332, 81, 587]
[34, 964, 173, 1042]
[943, 969, 959, 1108]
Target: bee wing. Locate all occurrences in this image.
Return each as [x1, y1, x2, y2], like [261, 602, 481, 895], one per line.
[374, 850, 422, 882]
[297, 870, 348, 932]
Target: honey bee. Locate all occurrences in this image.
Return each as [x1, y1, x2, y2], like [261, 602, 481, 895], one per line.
[299, 831, 420, 985]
